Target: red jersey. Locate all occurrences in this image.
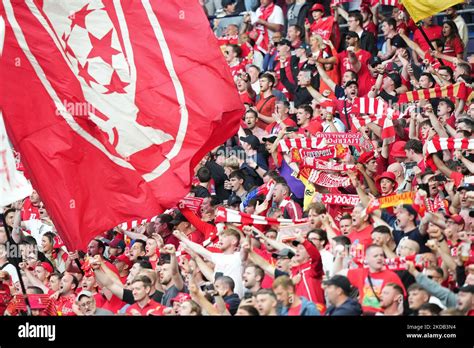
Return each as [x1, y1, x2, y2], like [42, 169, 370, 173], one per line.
[347, 267, 405, 313]
[228, 61, 246, 79]
[125, 299, 163, 316]
[442, 37, 464, 58]
[53, 294, 76, 316]
[21, 197, 40, 221]
[291, 240, 325, 306]
[348, 224, 374, 252]
[255, 93, 276, 129]
[338, 49, 371, 80]
[413, 25, 442, 51]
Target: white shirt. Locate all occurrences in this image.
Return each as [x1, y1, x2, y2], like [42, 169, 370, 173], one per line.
[453, 15, 468, 49]
[210, 252, 244, 298]
[255, 5, 284, 40]
[23, 219, 53, 246]
[322, 118, 346, 132]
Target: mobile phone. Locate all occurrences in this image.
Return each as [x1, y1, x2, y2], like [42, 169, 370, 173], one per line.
[404, 161, 417, 170]
[434, 174, 446, 182]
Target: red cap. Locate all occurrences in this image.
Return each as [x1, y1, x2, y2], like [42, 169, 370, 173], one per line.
[170, 292, 191, 304]
[115, 254, 133, 269]
[310, 3, 325, 13]
[391, 141, 407, 158]
[446, 214, 465, 226]
[38, 262, 53, 274]
[376, 171, 398, 191]
[358, 151, 375, 165]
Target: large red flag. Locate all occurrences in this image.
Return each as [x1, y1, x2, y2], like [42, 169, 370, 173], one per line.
[0, 0, 244, 251]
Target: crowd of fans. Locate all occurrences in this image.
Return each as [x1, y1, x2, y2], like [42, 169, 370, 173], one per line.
[0, 0, 473, 316]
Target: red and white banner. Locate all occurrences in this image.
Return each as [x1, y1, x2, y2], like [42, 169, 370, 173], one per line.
[371, 0, 399, 6]
[302, 158, 355, 172]
[0, 112, 33, 206]
[352, 97, 401, 140]
[309, 16, 334, 41]
[181, 196, 204, 214]
[307, 171, 351, 188]
[279, 137, 322, 152]
[215, 206, 307, 225]
[426, 137, 474, 154]
[315, 132, 361, 146]
[321, 193, 360, 206]
[0, 1, 244, 250]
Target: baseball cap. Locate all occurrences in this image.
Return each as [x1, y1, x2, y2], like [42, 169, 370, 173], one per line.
[457, 183, 474, 192]
[170, 292, 192, 305]
[310, 3, 325, 12]
[109, 238, 126, 250]
[323, 275, 353, 296]
[240, 135, 260, 150]
[115, 254, 133, 269]
[76, 290, 93, 302]
[369, 56, 382, 68]
[358, 151, 375, 165]
[272, 248, 295, 259]
[170, 212, 188, 225]
[344, 80, 358, 88]
[39, 262, 53, 274]
[445, 214, 465, 226]
[458, 285, 474, 294]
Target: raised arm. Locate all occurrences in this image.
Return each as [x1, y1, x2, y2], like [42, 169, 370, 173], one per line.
[315, 63, 337, 93]
[173, 231, 214, 261]
[162, 244, 184, 291]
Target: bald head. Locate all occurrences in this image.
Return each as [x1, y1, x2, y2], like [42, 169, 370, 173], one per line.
[387, 163, 404, 183]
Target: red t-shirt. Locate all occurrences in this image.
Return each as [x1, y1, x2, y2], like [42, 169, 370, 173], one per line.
[348, 224, 373, 251]
[53, 294, 76, 316]
[443, 37, 464, 58]
[125, 299, 163, 316]
[413, 26, 442, 51]
[347, 268, 405, 313]
[255, 94, 277, 129]
[21, 198, 40, 221]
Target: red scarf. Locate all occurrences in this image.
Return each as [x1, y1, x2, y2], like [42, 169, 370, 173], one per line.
[254, 3, 275, 54]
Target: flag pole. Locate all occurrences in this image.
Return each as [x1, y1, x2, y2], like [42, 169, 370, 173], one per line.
[416, 22, 445, 66]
